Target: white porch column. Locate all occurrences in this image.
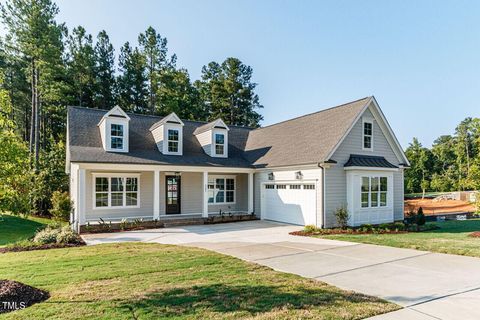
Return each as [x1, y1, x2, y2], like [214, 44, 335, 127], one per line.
[202, 171, 208, 217]
[77, 168, 86, 229]
[248, 172, 254, 214]
[153, 169, 160, 220]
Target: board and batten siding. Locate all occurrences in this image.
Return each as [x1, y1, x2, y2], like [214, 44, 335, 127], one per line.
[324, 107, 404, 228]
[85, 170, 154, 222]
[254, 168, 324, 226]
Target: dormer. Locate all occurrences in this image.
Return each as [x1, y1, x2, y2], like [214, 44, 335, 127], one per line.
[193, 119, 229, 158]
[149, 112, 184, 155]
[97, 106, 130, 153]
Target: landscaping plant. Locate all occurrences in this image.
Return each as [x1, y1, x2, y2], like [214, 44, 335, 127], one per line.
[49, 191, 72, 221]
[334, 206, 350, 229]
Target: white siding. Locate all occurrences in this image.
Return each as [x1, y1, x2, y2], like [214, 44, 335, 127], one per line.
[254, 168, 324, 227]
[324, 107, 404, 227]
[196, 131, 212, 156]
[85, 170, 154, 222]
[151, 126, 164, 153]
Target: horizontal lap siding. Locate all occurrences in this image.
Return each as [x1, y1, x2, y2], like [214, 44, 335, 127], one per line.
[208, 173, 248, 213]
[85, 170, 154, 222]
[325, 108, 404, 227]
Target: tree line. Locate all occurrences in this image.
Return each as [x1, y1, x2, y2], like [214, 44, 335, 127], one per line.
[405, 117, 480, 196]
[0, 0, 263, 216]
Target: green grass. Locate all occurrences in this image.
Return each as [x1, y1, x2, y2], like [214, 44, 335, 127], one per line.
[0, 214, 57, 247]
[0, 243, 398, 319]
[316, 219, 480, 257]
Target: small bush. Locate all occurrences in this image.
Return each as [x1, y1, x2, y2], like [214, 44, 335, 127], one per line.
[415, 207, 426, 226]
[334, 206, 350, 229]
[304, 225, 319, 233]
[33, 225, 81, 245]
[56, 226, 81, 244]
[33, 227, 60, 244]
[49, 191, 72, 221]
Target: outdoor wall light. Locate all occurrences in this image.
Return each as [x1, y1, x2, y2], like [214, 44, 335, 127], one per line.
[295, 171, 303, 180]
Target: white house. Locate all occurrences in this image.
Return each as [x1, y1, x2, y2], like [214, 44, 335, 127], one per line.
[66, 96, 409, 232]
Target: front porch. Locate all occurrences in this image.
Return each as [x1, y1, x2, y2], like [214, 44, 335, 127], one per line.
[70, 163, 255, 232]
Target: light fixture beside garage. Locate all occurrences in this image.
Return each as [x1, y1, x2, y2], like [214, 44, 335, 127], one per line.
[268, 172, 274, 180]
[295, 171, 303, 180]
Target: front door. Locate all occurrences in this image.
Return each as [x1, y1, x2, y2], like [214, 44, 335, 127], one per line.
[166, 176, 181, 214]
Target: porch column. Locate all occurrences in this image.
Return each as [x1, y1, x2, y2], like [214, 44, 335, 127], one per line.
[248, 172, 254, 214]
[202, 171, 208, 217]
[77, 168, 86, 228]
[153, 169, 160, 220]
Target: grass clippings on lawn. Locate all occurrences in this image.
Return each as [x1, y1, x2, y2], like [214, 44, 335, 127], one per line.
[313, 219, 480, 258]
[0, 243, 399, 319]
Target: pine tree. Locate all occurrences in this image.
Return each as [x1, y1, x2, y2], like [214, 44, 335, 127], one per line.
[94, 30, 116, 109]
[117, 42, 148, 113]
[196, 57, 263, 127]
[66, 26, 96, 107]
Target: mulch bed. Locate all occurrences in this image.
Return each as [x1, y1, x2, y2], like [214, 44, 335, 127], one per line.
[290, 230, 409, 236]
[0, 241, 85, 254]
[0, 280, 49, 314]
[469, 231, 480, 238]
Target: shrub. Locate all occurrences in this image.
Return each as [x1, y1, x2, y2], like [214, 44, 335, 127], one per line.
[304, 225, 319, 233]
[56, 226, 81, 244]
[415, 207, 426, 226]
[33, 227, 60, 244]
[49, 191, 72, 221]
[334, 206, 350, 229]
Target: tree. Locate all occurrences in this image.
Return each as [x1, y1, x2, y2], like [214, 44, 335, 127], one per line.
[0, 73, 32, 215]
[66, 26, 96, 107]
[138, 26, 175, 114]
[156, 68, 203, 119]
[94, 30, 116, 109]
[404, 138, 433, 196]
[196, 57, 263, 127]
[117, 42, 148, 113]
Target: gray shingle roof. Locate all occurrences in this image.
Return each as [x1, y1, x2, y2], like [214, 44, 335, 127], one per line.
[67, 97, 372, 168]
[344, 154, 398, 168]
[244, 97, 371, 168]
[68, 107, 253, 168]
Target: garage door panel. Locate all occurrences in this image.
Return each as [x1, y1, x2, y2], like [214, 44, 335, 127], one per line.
[264, 183, 316, 226]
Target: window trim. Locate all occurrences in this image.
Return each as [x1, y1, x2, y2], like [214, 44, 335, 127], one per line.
[362, 118, 373, 151]
[214, 133, 226, 156]
[92, 173, 141, 210]
[207, 175, 236, 205]
[360, 175, 388, 209]
[167, 128, 180, 153]
[162, 124, 183, 155]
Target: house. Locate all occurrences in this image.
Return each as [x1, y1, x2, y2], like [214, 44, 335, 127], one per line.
[66, 96, 410, 232]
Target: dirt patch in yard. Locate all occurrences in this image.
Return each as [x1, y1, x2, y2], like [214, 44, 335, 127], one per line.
[405, 198, 475, 215]
[0, 280, 49, 314]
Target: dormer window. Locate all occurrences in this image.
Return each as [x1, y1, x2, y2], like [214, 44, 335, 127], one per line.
[110, 124, 124, 150]
[98, 106, 130, 153]
[363, 119, 373, 150]
[167, 129, 179, 153]
[149, 112, 184, 155]
[215, 133, 225, 155]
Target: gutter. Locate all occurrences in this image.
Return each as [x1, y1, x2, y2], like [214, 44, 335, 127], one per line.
[317, 159, 337, 228]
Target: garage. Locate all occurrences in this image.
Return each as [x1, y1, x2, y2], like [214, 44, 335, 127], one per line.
[262, 183, 317, 226]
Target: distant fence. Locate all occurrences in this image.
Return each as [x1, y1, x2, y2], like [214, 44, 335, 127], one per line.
[405, 191, 478, 202]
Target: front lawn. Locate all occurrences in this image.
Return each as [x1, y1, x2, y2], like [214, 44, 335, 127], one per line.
[315, 219, 480, 258]
[0, 243, 398, 319]
[0, 214, 55, 247]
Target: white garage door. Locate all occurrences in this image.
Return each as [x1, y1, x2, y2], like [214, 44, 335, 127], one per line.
[263, 183, 317, 226]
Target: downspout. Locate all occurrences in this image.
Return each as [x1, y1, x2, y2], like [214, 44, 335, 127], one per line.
[318, 163, 326, 229]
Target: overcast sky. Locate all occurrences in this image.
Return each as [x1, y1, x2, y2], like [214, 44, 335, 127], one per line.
[38, 1, 480, 147]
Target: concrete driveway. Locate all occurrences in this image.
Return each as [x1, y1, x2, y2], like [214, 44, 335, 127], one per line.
[83, 220, 480, 320]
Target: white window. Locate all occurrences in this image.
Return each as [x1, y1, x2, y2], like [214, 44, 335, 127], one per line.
[208, 176, 235, 204]
[110, 124, 124, 150]
[167, 129, 179, 153]
[363, 120, 373, 150]
[214, 133, 225, 155]
[303, 184, 315, 190]
[94, 175, 139, 208]
[289, 184, 301, 189]
[361, 176, 387, 208]
[276, 184, 287, 189]
[265, 184, 275, 189]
